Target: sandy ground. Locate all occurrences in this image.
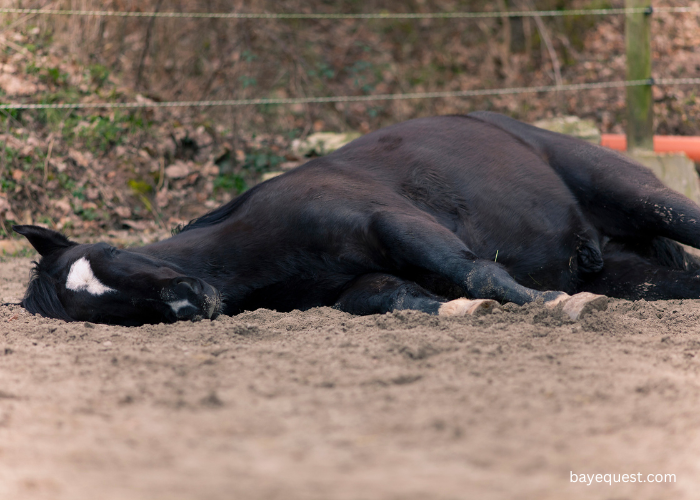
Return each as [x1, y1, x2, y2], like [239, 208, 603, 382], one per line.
[2, 256, 700, 500]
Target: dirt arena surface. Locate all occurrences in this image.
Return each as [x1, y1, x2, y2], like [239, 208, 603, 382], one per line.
[2, 256, 700, 500]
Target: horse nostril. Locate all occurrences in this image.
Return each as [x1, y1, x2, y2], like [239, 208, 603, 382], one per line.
[174, 278, 202, 294]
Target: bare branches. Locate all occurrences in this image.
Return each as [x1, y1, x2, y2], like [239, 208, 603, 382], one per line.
[532, 13, 562, 88]
[135, 0, 164, 91]
[522, 0, 562, 110]
[0, 0, 54, 36]
[496, 0, 513, 81]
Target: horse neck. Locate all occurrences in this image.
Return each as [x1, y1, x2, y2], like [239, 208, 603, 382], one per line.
[134, 225, 240, 279]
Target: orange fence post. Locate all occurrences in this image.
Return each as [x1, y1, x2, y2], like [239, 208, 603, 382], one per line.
[601, 135, 700, 163]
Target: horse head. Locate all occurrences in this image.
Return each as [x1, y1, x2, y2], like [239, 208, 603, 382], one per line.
[13, 225, 221, 326]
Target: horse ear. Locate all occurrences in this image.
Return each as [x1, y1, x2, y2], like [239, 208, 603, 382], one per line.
[13, 225, 76, 257]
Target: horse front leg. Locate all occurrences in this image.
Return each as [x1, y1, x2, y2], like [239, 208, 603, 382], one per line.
[334, 273, 498, 317]
[368, 212, 607, 319]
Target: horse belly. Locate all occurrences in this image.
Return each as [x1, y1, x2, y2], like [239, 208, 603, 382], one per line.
[430, 161, 596, 292]
[394, 149, 593, 291]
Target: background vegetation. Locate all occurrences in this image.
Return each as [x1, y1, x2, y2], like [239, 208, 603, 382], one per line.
[0, 0, 699, 240]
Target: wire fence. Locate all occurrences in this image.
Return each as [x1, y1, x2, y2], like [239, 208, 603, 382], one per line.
[4, 78, 700, 110]
[1, 5, 699, 19]
[0, 5, 699, 112]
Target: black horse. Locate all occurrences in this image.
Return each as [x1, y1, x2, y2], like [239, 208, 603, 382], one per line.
[13, 112, 700, 326]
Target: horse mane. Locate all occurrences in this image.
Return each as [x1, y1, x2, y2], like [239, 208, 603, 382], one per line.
[22, 261, 74, 322]
[174, 182, 266, 235]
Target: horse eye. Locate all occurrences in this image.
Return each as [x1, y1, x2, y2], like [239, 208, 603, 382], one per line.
[106, 246, 118, 256]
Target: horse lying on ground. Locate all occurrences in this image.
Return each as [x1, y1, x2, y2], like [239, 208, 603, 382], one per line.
[13, 111, 700, 326]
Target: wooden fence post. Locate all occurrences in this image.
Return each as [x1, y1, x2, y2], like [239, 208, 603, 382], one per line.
[625, 0, 653, 151]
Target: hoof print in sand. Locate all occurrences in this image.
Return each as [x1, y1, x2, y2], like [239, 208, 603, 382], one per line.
[439, 298, 499, 317]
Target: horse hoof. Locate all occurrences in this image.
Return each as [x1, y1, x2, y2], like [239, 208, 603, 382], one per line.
[547, 292, 608, 320]
[438, 298, 499, 317]
[545, 292, 570, 308]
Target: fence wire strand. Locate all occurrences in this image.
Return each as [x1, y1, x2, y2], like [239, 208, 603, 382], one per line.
[2, 78, 698, 110]
[0, 6, 698, 111]
[0, 6, 699, 20]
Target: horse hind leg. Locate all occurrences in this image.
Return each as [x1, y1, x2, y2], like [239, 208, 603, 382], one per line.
[580, 245, 700, 301]
[620, 236, 700, 272]
[469, 111, 700, 250]
[574, 159, 700, 250]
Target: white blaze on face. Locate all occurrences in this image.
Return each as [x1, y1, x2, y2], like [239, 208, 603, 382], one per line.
[66, 257, 116, 295]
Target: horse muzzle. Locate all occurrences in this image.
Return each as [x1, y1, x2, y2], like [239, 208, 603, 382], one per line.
[163, 277, 221, 321]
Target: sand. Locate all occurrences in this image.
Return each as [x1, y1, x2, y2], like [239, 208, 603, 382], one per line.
[1, 256, 699, 500]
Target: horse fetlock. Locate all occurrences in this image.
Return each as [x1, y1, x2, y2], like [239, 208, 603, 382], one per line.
[464, 264, 505, 297]
[464, 263, 535, 304]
